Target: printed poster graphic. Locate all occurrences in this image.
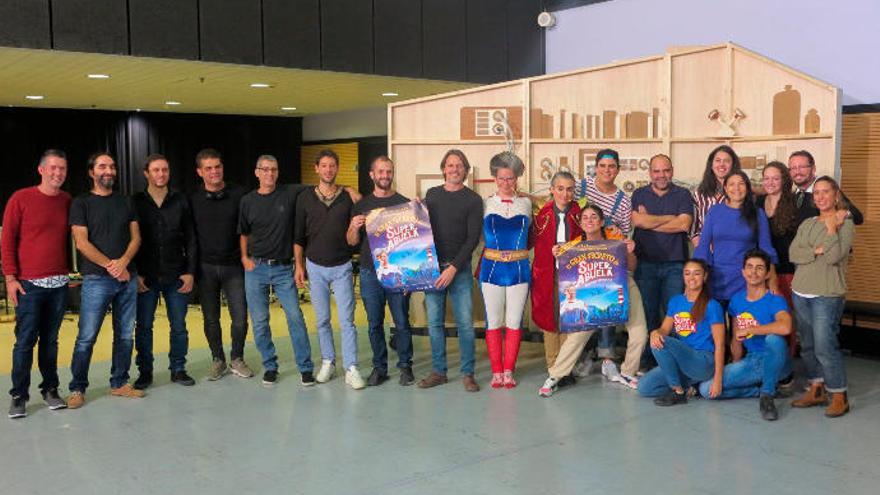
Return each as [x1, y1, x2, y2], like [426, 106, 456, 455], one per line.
[557, 239, 629, 332]
[364, 199, 442, 292]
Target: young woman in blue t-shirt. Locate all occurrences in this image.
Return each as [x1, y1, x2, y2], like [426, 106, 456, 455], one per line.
[637, 259, 726, 406]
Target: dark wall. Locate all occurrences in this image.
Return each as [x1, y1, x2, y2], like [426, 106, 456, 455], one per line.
[1, 0, 546, 84]
[0, 107, 303, 214]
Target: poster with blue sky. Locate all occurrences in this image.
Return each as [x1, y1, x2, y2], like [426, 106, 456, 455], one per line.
[557, 240, 629, 332]
[364, 199, 441, 292]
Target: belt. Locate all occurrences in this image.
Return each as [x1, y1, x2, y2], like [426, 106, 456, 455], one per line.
[483, 248, 529, 262]
[253, 257, 292, 266]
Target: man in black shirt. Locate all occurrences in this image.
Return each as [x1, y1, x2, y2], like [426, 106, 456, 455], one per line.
[294, 149, 364, 390]
[132, 154, 197, 389]
[239, 155, 314, 387]
[417, 149, 483, 392]
[67, 152, 144, 408]
[190, 148, 251, 381]
[347, 156, 414, 386]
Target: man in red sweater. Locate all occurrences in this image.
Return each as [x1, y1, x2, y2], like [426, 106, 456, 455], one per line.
[2, 149, 72, 419]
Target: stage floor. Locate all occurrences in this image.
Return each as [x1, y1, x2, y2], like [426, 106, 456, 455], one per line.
[1, 306, 878, 494]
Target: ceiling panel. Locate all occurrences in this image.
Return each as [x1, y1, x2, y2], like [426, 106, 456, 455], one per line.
[0, 48, 474, 116]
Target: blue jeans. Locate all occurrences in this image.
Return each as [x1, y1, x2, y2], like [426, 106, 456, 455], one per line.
[792, 294, 847, 392]
[244, 262, 313, 373]
[425, 268, 476, 375]
[9, 281, 67, 400]
[69, 275, 138, 392]
[699, 335, 791, 398]
[637, 337, 714, 397]
[634, 261, 684, 331]
[360, 267, 413, 371]
[306, 260, 358, 370]
[135, 277, 190, 373]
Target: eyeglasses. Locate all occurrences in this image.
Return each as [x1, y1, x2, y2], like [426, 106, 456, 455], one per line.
[257, 167, 278, 173]
[496, 177, 517, 182]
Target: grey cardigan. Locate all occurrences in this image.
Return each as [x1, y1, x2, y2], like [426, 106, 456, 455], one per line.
[790, 216, 854, 297]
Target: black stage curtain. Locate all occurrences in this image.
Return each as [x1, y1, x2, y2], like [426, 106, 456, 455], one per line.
[0, 107, 303, 214]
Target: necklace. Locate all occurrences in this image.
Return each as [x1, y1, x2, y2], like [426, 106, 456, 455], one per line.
[317, 184, 339, 201]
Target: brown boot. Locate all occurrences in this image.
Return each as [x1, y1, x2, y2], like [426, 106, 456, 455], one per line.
[417, 372, 448, 389]
[825, 392, 850, 418]
[462, 374, 480, 393]
[791, 382, 827, 408]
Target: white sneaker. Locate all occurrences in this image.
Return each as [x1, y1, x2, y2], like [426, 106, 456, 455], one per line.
[316, 360, 336, 383]
[612, 372, 639, 390]
[538, 377, 558, 398]
[345, 366, 365, 390]
[601, 360, 621, 382]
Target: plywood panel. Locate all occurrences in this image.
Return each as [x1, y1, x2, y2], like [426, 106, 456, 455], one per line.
[732, 50, 836, 138]
[530, 59, 664, 141]
[391, 84, 524, 141]
[671, 49, 726, 138]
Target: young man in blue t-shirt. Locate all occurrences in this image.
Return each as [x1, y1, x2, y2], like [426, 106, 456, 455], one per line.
[698, 249, 792, 421]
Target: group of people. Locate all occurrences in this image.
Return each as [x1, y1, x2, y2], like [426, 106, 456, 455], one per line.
[2, 144, 857, 422]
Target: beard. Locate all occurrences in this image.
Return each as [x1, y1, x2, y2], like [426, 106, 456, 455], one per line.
[374, 178, 392, 191]
[98, 175, 115, 189]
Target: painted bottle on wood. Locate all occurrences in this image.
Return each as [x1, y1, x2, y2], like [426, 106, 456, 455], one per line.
[773, 85, 801, 135]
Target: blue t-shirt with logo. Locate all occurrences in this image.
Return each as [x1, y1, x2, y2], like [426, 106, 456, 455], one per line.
[728, 290, 789, 354]
[665, 294, 724, 352]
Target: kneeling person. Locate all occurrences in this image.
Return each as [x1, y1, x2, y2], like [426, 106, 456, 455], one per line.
[698, 249, 791, 421]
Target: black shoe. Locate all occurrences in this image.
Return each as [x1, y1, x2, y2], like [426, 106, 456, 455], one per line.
[8, 396, 26, 419]
[654, 391, 688, 407]
[42, 389, 67, 410]
[300, 371, 316, 387]
[133, 372, 153, 390]
[558, 374, 577, 388]
[367, 368, 389, 387]
[399, 367, 415, 386]
[776, 374, 795, 398]
[171, 370, 196, 386]
[760, 393, 779, 421]
[262, 370, 278, 387]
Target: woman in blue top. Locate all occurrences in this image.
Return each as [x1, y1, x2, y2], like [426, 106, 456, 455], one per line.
[637, 259, 726, 406]
[694, 170, 778, 307]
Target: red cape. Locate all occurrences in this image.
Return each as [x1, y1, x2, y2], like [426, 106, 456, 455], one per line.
[529, 201, 583, 332]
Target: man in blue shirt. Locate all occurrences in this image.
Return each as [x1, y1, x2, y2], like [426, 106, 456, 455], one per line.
[631, 155, 693, 367]
[698, 249, 792, 421]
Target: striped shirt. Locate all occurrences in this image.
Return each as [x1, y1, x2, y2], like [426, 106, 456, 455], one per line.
[580, 176, 632, 236]
[691, 190, 722, 240]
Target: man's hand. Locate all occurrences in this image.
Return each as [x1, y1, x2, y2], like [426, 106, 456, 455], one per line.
[241, 257, 256, 272]
[105, 258, 129, 279]
[434, 265, 457, 289]
[5, 278, 25, 306]
[178, 274, 194, 294]
[349, 214, 366, 231]
[295, 264, 307, 288]
[734, 325, 750, 341]
[137, 275, 149, 293]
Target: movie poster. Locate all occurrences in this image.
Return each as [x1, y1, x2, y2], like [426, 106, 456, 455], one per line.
[557, 239, 629, 332]
[364, 199, 441, 292]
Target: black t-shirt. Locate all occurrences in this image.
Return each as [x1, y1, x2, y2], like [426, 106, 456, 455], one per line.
[69, 192, 138, 276]
[351, 192, 409, 269]
[190, 183, 246, 265]
[294, 187, 355, 267]
[424, 185, 483, 271]
[238, 184, 307, 260]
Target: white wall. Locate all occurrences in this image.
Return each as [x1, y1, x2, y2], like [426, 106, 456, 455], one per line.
[302, 106, 387, 142]
[547, 0, 880, 105]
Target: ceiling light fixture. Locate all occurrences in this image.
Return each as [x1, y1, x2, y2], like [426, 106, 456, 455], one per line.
[280, 106, 297, 111]
[87, 73, 110, 79]
[250, 83, 272, 88]
[165, 100, 181, 106]
[381, 92, 399, 97]
[25, 95, 44, 100]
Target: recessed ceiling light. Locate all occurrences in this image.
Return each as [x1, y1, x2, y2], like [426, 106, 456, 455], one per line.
[87, 73, 110, 79]
[135, 108, 142, 112]
[165, 101, 181, 106]
[250, 83, 272, 88]
[381, 92, 399, 97]
[280, 106, 297, 111]
[25, 95, 44, 100]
